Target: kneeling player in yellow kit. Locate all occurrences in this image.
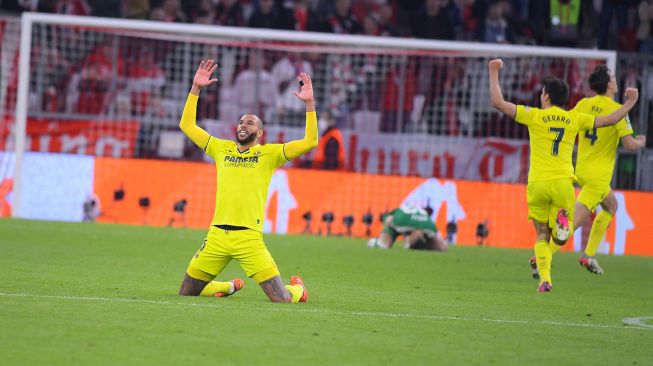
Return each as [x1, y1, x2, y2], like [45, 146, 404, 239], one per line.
[177, 59, 317, 302]
[488, 59, 638, 292]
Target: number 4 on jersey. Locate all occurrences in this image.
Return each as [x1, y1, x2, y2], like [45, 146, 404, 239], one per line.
[584, 128, 598, 146]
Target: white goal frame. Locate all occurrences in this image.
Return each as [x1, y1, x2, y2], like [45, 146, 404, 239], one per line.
[12, 12, 617, 217]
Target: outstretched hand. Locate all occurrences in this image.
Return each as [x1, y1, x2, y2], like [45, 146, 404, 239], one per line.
[291, 72, 314, 103]
[193, 59, 218, 89]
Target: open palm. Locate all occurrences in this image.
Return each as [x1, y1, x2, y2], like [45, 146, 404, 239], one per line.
[193, 59, 218, 88]
[292, 72, 314, 102]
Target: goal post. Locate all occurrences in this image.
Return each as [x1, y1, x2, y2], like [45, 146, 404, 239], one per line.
[12, 13, 31, 219]
[10, 12, 616, 231]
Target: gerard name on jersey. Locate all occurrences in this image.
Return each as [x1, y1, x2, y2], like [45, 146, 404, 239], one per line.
[541, 114, 571, 124]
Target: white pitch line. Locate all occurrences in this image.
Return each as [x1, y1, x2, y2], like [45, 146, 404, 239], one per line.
[623, 317, 653, 329]
[1, 292, 650, 331]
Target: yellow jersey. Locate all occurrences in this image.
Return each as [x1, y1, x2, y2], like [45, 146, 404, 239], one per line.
[205, 138, 288, 232]
[572, 95, 633, 185]
[515, 105, 595, 182]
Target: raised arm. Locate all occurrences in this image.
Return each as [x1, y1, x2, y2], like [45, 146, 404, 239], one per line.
[595, 88, 639, 128]
[284, 72, 318, 160]
[488, 59, 517, 119]
[179, 59, 218, 150]
[622, 134, 646, 151]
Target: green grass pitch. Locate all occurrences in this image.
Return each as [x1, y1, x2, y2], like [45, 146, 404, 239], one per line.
[1, 218, 652, 365]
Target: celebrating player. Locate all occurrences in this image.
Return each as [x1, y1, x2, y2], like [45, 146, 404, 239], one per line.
[488, 58, 638, 292]
[531, 65, 646, 277]
[177, 59, 317, 302]
[367, 206, 447, 252]
[572, 65, 646, 273]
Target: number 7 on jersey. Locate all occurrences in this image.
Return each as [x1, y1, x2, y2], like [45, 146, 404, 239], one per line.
[549, 127, 565, 156]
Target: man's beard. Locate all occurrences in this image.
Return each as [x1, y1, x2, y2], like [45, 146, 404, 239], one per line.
[237, 131, 256, 145]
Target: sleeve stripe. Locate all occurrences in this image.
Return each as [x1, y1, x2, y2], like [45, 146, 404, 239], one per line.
[204, 136, 211, 153]
[281, 143, 289, 161]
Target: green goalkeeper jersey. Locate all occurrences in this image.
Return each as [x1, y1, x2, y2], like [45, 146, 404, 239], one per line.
[385, 206, 437, 237]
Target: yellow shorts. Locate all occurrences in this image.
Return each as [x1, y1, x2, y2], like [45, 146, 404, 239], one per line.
[577, 182, 610, 212]
[526, 179, 575, 230]
[186, 226, 280, 284]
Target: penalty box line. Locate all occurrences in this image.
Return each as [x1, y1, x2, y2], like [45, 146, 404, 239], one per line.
[1, 291, 651, 331]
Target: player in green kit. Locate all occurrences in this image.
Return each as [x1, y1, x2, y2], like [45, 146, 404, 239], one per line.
[367, 206, 448, 251]
[488, 59, 638, 292]
[564, 65, 645, 274]
[177, 59, 317, 302]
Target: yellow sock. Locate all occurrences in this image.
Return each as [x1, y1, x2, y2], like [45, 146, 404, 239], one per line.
[548, 237, 561, 255]
[534, 240, 552, 284]
[586, 210, 612, 257]
[199, 281, 232, 297]
[285, 284, 303, 303]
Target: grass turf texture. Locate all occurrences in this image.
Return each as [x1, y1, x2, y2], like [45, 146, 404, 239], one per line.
[1, 218, 651, 365]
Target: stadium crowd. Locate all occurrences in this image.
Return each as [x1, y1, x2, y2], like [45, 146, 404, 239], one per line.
[1, 0, 651, 187]
[1, 0, 651, 52]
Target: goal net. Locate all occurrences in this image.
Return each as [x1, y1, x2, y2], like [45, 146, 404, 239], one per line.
[3, 13, 616, 246]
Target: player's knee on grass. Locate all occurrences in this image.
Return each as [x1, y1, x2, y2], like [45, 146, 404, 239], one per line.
[179, 274, 209, 296]
[258, 275, 292, 302]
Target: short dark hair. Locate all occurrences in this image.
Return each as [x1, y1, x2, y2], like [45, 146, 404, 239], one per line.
[542, 77, 569, 107]
[588, 64, 610, 95]
[243, 113, 264, 130]
[255, 115, 264, 130]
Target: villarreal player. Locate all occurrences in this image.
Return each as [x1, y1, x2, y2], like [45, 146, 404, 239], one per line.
[571, 65, 646, 274]
[177, 59, 317, 302]
[488, 59, 638, 292]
